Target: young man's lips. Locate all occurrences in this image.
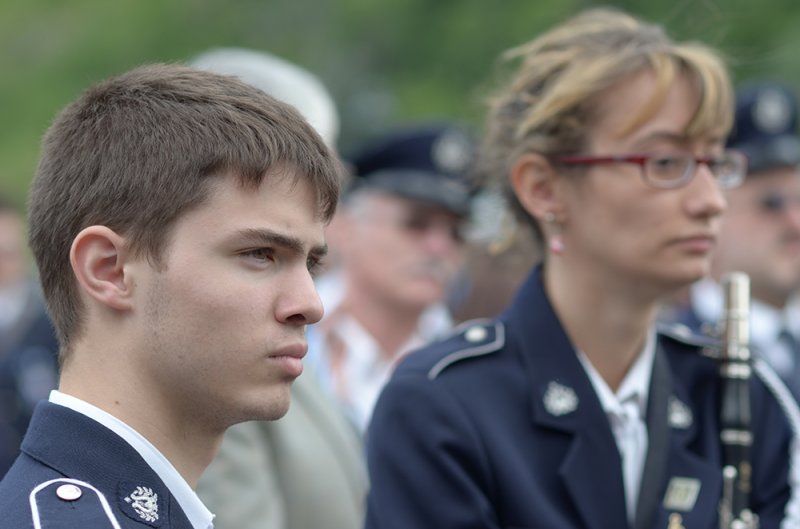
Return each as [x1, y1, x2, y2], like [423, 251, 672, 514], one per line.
[268, 344, 307, 377]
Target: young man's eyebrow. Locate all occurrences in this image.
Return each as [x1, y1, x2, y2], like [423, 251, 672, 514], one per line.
[236, 228, 328, 257]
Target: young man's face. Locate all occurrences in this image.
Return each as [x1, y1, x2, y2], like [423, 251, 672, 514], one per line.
[131, 168, 327, 430]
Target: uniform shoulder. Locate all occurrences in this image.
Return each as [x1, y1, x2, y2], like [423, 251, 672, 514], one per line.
[657, 321, 720, 351]
[0, 474, 128, 528]
[401, 319, 505, 381]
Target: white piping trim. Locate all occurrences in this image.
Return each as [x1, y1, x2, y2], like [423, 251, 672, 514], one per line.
[29, 477, 122, 529]
[753, 358, 800, 529]
[428, 320, 504, 380]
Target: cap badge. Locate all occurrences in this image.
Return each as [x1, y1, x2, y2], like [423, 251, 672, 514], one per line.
[668, 396, 693, 429]
[432, 128, 472, 174]
[543, 381, 579, 416]
[753, 88, 792, 134]
[124, 486, 159, 523]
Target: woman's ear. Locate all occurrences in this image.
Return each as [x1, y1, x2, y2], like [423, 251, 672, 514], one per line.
[509, 152, 566, 223]
[70, 226, 134, 311]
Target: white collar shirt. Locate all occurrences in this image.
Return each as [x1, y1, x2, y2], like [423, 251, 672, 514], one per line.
[577, 329, 656, 526]
[307, 271, 454, 432]
[324, 310, 449, 431]
[49, 390, 214, 529]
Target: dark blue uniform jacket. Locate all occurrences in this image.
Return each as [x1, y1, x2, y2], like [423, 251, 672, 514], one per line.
[365, 267, 800, 529]
[0, 401, 194, 528]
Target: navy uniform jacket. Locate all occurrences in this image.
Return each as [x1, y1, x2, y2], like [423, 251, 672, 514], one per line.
[0, 286, 59, 476]
[0, 401, 194, 528]
[365, 267, 800, 529]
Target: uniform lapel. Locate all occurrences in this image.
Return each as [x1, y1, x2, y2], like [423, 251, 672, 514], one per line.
[633, 343, 670, 529]
[655, 377, 722, 528]
[508, 268, 629, 529]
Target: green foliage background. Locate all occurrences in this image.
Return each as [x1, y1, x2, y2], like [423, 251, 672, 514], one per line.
[3, 0, 800, 205]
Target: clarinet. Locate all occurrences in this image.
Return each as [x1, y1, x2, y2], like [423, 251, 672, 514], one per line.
[718, 272, 759, 529]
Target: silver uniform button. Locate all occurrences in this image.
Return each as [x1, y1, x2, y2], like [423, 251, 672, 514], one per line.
[464, 326, 488, 343]
[56, 483, 83, 501]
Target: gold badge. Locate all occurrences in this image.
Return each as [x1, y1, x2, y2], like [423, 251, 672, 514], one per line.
[663, 477, 701, 512]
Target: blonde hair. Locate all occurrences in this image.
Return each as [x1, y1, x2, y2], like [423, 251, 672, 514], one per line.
[475, 8, 733, 243]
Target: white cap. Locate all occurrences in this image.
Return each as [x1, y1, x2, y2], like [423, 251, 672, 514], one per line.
[190, 47, 339, 147]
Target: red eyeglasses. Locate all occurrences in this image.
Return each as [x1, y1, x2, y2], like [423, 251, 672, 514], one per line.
[556, 150, 747, 189]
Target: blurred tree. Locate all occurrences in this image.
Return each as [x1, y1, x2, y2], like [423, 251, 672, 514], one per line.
[2, 0, 800, 202]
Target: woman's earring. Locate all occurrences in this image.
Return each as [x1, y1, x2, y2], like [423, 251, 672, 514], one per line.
[544, 212, 564, 256]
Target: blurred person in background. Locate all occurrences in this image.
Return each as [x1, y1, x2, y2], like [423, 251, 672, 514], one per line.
[365, 9, 800, 529]
[0, 196, 58, 477]
[666, 80, 800, 402]
[449, 195, 541, 323]
[306, 122, 476, 433]
[192, 48, 367, 529]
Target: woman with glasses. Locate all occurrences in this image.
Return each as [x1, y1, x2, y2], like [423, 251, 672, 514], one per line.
[364, 8, 800, 529]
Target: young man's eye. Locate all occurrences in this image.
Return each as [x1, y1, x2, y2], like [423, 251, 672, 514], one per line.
[242, 248, 274, 263]
[307, 256, 327, 277]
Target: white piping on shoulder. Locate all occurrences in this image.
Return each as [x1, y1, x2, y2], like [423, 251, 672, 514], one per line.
[428, 320, 504, 380]
[753, 358, 800, 529]
[29, 477, 122, 529]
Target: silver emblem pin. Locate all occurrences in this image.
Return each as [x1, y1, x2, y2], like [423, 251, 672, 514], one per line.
[753, 88, 792, 133]
[668, 396, 693, 429]
[432, 128, 472, 174]
[124, 486, 159, 523]
[663, 477, 701, 512]
[543, 381, 579, 416]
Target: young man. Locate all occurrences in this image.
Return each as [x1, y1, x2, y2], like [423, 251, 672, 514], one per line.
[671, 80, 800, 401]
[190, 47, 367, 529]
[0, 63, 341, 528]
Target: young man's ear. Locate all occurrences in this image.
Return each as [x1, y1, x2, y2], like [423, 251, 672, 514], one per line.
[70, 226, 134, 311]
[509, 152, 567, 223]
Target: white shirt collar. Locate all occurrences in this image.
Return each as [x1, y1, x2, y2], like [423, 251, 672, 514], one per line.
[329, 313, 436, 431]
[49, 390, 214, 529]
[576, 330, 655, 524]
[577, 328, 656, 418]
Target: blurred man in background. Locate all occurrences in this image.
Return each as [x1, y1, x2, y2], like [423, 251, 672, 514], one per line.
[0, 196, 58, 476]
[670, 80, 800, 400]
[192, 48, 367, 529]
[307, 122, 476, 432]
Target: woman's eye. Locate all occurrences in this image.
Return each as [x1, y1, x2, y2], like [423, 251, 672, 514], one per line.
[652, 156, 680, 168]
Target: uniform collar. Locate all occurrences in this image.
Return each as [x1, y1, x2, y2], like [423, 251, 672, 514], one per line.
[577, 329, 655, 420]
[49, 390, 214, 529]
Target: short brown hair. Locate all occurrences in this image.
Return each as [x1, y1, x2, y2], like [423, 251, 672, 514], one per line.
[28, 63, 342, 355]
[475, 8, 733, 245]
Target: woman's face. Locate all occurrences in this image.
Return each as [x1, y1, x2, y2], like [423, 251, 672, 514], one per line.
[557, 69, 728, 293]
